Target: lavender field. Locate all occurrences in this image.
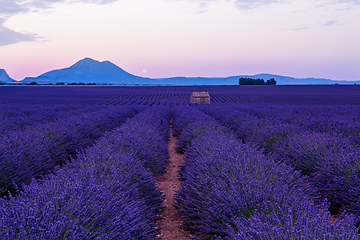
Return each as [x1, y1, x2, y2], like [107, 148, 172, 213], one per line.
[1, 85, 360, 239]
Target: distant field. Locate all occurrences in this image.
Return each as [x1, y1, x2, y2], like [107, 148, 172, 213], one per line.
[1, 85, 360, 239]
[1, 85, 360, 105]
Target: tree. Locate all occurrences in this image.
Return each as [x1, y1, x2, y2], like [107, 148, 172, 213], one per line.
[27, 81, 38, 85]
[265, 78, 277, 85]
[56, 82, 65, 85]
[0, 82, 4, 85]
[239, 77, 265, 85]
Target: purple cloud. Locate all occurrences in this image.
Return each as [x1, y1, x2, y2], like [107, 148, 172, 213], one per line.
[176, 0, 360, 11]
[0, 0, 119, 16]
[333, 0, 360, 5]
[0, 0, 120, 46]
[0, 18, 39, 46]
[0, 1, 28, 15]
[234, 0, 284, 10]
[322, 20, 339, 27]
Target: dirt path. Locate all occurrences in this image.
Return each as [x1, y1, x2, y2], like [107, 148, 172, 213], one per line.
[156, 120, 191, 240]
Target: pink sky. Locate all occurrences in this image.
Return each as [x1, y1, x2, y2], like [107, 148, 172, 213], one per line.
[0, 0, 359, 81]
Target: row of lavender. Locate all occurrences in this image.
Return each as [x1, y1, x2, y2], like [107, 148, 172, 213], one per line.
[0, 96, 175, 106]
[3, 85, 360, 105]
[198, 105, 360, 223]
[0, 104, 104, 134]
[172, 105, 359, 239]
[218, 105, 360, 142]
[0, 106, 170, 239]
[0, 105, 145, 197]
[0, 99, 175, 136]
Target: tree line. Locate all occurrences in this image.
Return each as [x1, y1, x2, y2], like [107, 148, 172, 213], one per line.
[239, 77, 276, 85]
[26, 82, 98, 86]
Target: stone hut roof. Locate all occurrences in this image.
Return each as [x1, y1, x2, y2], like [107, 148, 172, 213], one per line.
[190, 92, 210, 104]
[191, 92, 210, 98]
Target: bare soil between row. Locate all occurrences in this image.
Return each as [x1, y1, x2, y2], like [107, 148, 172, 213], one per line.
[156, 122, 191, 239]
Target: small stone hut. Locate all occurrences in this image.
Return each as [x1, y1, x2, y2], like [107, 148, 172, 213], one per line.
[190, 92, 210, 104]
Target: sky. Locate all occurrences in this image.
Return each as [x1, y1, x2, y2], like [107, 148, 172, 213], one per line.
[0, 0, 359, 81]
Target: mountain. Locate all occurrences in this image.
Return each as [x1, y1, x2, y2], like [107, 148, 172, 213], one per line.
[23, 58, 154, 84]
[20, 58, 360, 85]
[247, 74, 359, 85]
[154, 74, 360, 85]
[0, 69, 16, 83]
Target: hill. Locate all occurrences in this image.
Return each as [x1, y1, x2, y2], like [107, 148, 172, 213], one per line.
[0, 69, 16, 83]
[23, 58, 153, 85]
[19, 58, 360, 85]
[154, 74, 360, 85]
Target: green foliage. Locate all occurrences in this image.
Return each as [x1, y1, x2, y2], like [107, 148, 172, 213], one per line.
[66, 82, 95, 85]
[239, 77, 277, 85]
[239, 77, 265, 85]
[26, 81, 38, 85]
[266, 78, 277, 85]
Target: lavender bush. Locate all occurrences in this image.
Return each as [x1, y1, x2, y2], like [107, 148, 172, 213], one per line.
[0, 106, 171, 239]
[94, 106, 170, 175]
[174, 106, 359, 239]
[199, 106, 299, 153]
[0, 104, 101, 134]
[0, 150, 161, 239]
[172, 105, 214, 137]
[273, 131, 360, 214]
[200, 105, 360, 220]
[0, 106, 140, 196]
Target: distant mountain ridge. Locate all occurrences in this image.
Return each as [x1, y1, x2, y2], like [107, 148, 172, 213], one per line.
[3, 58, 360, 85]
[153, 74, 360, 85]
[23, 58, 153, 85]
[0, 69, 16, 83]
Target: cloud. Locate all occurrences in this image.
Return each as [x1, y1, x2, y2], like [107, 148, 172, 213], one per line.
[292, 26, 310, 31]
[331, 0, 360, 5]
[174, 0, 285, 11]
[317, 0, 360, 10]
[176, 0, 360, 11]
[0, 18, 39, 46]
[175, 0, 220, 10]
[0, 0, 119, 16]
[0, 1, 28, 15]
[322, 19, 339, 26]
[78, 0, 119, 4]
[234, 0, 284, 10]
[0, 0, 119, 47]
